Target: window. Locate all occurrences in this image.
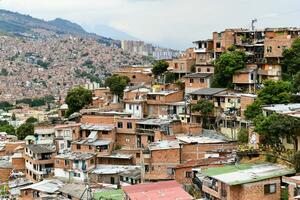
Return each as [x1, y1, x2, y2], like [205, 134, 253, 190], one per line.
[264, 184, 276, 194]
[167, 168, 175, 175]
[127, 122, 132, 129]
[267, 46, 272, 53]
[147, 136, 154, 143]
[136, 105, 139, 110]
[76, 144, 81, 149]
[145, 165, 149, 172]
[90, 159, 94, 164]
[132, 75, 136, 79]
[207, 68, 210, 72]
[74, 172, 81, 177]
[216, 42, 221, 48]
[102, 131, 108, 134]
[198, 68, 201, 72]
[190, 78, 194, 83]
[136, 153, 140, 158]
[120, 176, 123, 181]
[186, 171, 193, 178]
[86, 131, 90, 137]
[89, 145, 92, 150]
[117, 122, 123, 128]
[250, 72, 254, 81]
[64, 160, 70, 166]
[200, 78, 205, 83]
[129, 104, 132, 110]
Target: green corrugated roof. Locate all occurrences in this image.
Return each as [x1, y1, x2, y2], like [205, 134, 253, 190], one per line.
[94, 189, 124, 200]
[202, 163, 295, 185]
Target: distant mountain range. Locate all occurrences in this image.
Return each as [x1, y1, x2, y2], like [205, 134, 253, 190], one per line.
[0, 9, 120, 46]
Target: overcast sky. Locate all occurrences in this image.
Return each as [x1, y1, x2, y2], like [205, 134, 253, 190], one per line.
[1, 0, 300, 49]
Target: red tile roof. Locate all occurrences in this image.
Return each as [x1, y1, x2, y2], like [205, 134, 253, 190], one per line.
[122, 180, 193, 200]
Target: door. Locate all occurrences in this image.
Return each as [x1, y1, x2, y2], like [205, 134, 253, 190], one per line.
[111, 177, 115, 184]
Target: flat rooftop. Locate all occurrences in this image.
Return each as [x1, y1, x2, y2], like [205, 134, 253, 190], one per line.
[98, 153, 133, 159]
[188, 88, 227, 95]
[80, 124, 114, 131]
[183, 73, 212, 78]
[136, 118, 173, 126]
[177, 129, 232, 144]
[148, 140, 180, 150]
[91, 165, 140, 175]
[202, 163, 295, 185]
[55, 152, 95, 160]
[147, 90, 178, 96]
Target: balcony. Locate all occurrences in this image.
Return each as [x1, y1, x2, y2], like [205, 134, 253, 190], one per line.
[136, 128, 155, 135]
[194, 48, 207, 53]
[257, 69, 281, 76]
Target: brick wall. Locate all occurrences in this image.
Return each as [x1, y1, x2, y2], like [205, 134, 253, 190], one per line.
[228, 178, 281, 200]
[145, 148, 180, 180]
[12, 157, 25, 171]
[181, 143, 237, 162]
[0, 167, 12, 182]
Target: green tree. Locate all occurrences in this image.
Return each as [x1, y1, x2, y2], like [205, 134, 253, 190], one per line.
[282, 37, 300, 80]
[192, 99, 214, 128]
[212, 50, 247, 88]
[65, 86, 93, 117]
[0, 124, 15, 135]
[26, 117, 38, 124]
[292, 71, 300, 93]
[164, 72, 176, 83]
[237, 128, 248, 144]
[254, 113, 300, 151]
[152, 60, 169, 77]
[105, 75, 130, 99]
[244, 101, 263, 120]
[0, 101, 13, 111]
[16, 123, 34, 140]
[257, 80, 292, 104]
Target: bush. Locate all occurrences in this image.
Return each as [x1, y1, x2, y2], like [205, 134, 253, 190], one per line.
[293, 151, 300, 173]
[237, 128, 248, 144]
[265, 154, 277, 163]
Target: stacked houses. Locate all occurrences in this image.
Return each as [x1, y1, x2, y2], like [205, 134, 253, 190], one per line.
[0, 27, 299, 200]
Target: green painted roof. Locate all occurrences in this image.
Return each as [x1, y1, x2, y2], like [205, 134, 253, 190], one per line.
[94, 189, 124, 200]
[202, 163, 295, 186]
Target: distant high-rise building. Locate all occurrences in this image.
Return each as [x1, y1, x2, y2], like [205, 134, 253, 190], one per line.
[121, 40, 180, 59]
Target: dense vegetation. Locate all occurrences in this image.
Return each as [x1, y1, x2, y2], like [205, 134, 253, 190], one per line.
[65, 86, 93, 117]
[105, 74, 130, 99]
[16, 95, 55, 107]
[212, 48, 247, 88]
[152, 60, 169, 77]
[191, 99, 214, 128]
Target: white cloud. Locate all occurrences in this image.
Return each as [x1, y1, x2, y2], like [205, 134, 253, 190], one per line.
[1, 0, 300, 49]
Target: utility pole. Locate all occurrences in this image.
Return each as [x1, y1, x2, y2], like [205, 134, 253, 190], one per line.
[251, 19, 257, 31]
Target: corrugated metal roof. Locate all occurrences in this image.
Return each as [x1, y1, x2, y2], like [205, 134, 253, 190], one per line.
[188, 88, 227, 95]
[203, 163, 295, 185]
[122, 181, 193, 200]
